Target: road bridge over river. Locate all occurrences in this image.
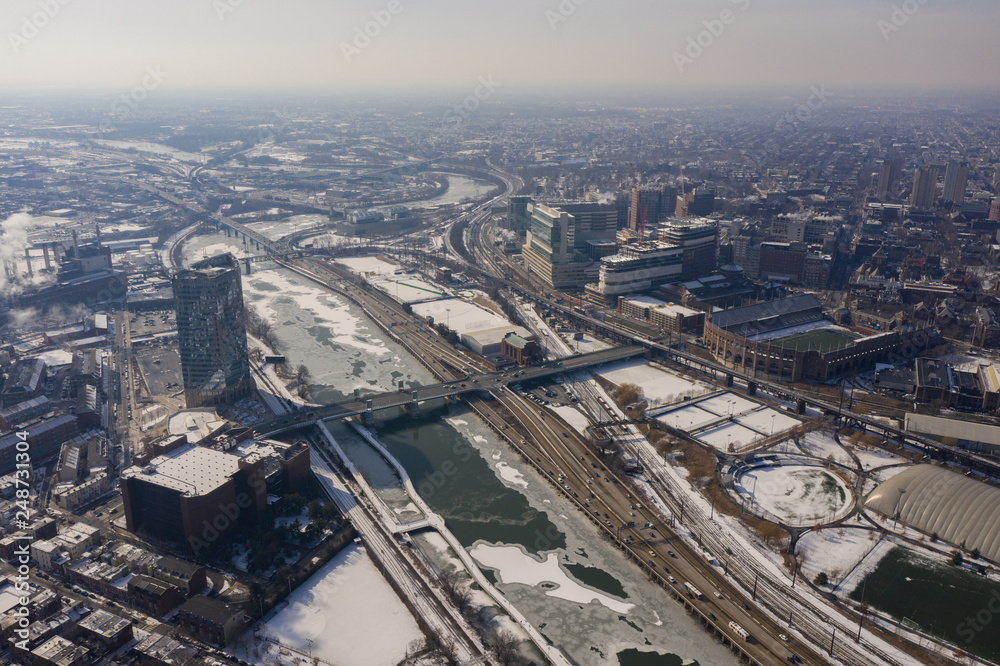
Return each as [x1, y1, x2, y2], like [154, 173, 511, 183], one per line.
[254, 345, 645, 437]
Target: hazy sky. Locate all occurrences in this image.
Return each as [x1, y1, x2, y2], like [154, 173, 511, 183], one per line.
[1, 0, 997, 94]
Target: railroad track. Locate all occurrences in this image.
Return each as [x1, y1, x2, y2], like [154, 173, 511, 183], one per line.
[483, 390, 820, 666]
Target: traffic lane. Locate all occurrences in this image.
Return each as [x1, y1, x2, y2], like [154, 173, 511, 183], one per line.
[531, 412, 806, 664]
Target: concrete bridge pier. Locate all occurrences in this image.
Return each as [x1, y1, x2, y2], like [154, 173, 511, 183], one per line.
[747, 381, 758, 396]
[244, 258, 252, 275]
[725, 373, 734, 388]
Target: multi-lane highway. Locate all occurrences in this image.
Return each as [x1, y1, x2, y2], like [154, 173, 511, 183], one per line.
[470, 389, 819, 666]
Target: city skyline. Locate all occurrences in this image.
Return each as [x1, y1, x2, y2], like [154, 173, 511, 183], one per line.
[2, 0, 998, 93]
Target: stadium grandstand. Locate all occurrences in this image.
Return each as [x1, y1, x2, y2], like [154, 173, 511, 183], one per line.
[865, 465, 1000, 563]
[703, 295, 923, 382]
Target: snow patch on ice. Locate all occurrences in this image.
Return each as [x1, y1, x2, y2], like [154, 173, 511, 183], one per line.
[470, 544, 634, 614]
[495, 462, 529, 489]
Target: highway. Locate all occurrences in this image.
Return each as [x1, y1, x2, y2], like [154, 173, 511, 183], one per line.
[145, 161, 928, 664]
[310, 422, 489, 664]
[472, 389, 818, 666]
[459, 212, 937, 666]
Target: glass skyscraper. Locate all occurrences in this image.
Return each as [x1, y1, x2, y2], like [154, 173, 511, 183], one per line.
[172, 254, 252, 408]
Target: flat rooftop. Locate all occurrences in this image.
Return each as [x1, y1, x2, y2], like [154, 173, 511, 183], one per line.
[123, 443, 240, 496]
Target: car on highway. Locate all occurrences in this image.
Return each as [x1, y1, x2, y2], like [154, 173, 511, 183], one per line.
[667, 576, 677, 583]
[648, 551, 656, 557]
[667, 550, 677, 558]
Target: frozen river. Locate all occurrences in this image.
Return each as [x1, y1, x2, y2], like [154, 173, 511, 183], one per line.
[181, 227, 738, 666]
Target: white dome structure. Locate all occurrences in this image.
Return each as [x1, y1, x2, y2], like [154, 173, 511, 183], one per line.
[865, 465, 1000, 562]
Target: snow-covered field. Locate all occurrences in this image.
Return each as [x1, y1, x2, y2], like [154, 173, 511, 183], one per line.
[799, 431, 846, 462]
[735, 407, 800, 436]
[334, 255, 399, 276]
[597, 359, 713, 405]
[698, 422, 762, 451]
[696, 392, 760, 416]
[796, 527, 884, 592]
[736, 465, 853, 527]
[470, 544, 634, 614]
[656, 391, 802, 451]
[240, 544, 424, 666]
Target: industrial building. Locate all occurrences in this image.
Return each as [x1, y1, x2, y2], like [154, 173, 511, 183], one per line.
[121, 436, 310, 551]
[172, 254, 252, 408]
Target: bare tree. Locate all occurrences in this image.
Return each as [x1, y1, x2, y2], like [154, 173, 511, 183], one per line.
[487, 629, 523, 665]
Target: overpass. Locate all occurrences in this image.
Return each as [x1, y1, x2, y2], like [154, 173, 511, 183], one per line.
[138, 182, 282, 254]
[522, 292, 1000, 478]
[254, 345, 645, 437]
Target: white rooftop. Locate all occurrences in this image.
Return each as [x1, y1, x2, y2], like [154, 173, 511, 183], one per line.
[124, 444, 240, 496]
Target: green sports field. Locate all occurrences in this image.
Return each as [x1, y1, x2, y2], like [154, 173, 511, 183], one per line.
[770, 327, 861, 353]
[851, 547, 1000, 662]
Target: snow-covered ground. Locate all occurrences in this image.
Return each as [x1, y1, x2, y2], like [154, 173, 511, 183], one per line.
[698, 422, 762, 451]
[240, 544, 424, 666]
[596, 359, 713, 405]
[656, 391, 802, 451]
[369, 274, 449, 305]
[735, 407, 800, 435]
[735, 465, 853, 527]
[334, 255, 399, 276]
[798, 430, 846, 462]
[696, 392, 760, 416]
[851, 445, 908, 471]
[796, 527, 884, 593]
[657, 404, 723, 432]
[551, 404, 592, 435]
[470, 544, 634, 614]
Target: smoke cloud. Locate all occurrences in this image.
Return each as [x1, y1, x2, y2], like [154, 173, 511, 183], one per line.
[0, 213, 57, 296]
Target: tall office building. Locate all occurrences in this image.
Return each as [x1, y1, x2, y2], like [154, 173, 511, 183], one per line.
[172, 254, 252, 408]
[910, 166, 940, 210]
[628, 187, 665, 231]
[660, 218, 719, 281]
[523, 204, 589, 289]
[686, 190, 716, 217]
[559, 202, 619, 247]
[990, 200, 1000, 223]
[943, 161, 969, 204]
[876, 159, 901, 201]
[506, 196, 533, 232]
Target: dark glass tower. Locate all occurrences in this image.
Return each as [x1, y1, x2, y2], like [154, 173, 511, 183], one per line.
[172, 254, 251, 408]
